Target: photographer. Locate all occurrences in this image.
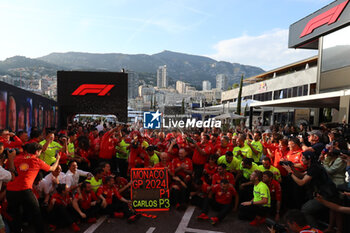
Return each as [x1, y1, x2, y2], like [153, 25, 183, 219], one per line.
[6, 142, 60, 233]
[319, 140, 347, 186]
[283, 151, 339, 229]
[268, 209, 322, 233]
[0, 129, 23, 149]
[0, 142, 16, 233]
[301, 130, 325, 161]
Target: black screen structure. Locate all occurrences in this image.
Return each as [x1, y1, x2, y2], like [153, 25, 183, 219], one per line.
[57, 71, 128, 127]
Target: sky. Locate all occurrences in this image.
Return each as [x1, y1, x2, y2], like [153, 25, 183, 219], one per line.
[0, 0, 334, 70]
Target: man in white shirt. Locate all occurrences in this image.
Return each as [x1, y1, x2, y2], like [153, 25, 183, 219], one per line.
[65, 161, 92, 192]
[39, 165, 66, 205]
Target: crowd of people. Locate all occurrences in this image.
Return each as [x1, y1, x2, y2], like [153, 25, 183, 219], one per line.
[0, 120, 350, 233]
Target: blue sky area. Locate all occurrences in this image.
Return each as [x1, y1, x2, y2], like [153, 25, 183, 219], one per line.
[0, 0, 333, 70]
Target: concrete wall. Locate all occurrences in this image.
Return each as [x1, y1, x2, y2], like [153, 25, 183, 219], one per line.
[222, 67, 318, 101]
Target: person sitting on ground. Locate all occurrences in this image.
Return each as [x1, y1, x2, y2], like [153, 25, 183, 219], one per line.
[212, 163, 235, 187]
[97, 176, 138, 222]
[262, 171, 282, 222]
[65, 161, 93, 193]
[237, 158, 259, 202]
[197, 179, 239, 225]
[39, 165, 66, 206]
[48, 184, 80, 232]
[72, 181, 100, 224]
[239, 170, 271, 227]
[189, 179, 211, 208]
[86, 167, 104, 193]
[203, 155, 218, 184]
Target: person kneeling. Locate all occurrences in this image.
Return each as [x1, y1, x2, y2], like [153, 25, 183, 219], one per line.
[97, 176, 138, 222]
[197, 179, 239, 225]
[48, 184, 80, 232]
[239, 170, 271, 226]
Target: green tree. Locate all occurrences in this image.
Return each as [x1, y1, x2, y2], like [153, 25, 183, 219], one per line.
[181, 98, 185, 114]
[236, 74, 244, 125]
[233, 83, 239, 89]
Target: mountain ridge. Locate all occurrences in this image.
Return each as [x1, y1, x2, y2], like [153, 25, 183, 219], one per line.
[0, 51, 265, 89]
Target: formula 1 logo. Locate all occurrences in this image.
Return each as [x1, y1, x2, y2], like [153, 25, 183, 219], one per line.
[300, 0, 349, 38]
[143, 110, 161, 129]
[71, 84, 115, 96]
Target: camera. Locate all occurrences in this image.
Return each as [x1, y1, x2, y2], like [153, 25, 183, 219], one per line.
[265, 218, 287, 233]
[2, 148, 20, 159]
[279, 161, 294, 166]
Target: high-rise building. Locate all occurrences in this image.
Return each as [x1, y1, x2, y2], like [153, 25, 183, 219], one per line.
[157, 65, 168, 88]
[202, 80, 211, 91]
[176, 81, 187, 94]
[216, 74, 228, 91]
[127, 71, 139, 99]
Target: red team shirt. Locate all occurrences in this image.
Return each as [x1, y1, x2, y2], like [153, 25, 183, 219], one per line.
[51, 193, 71, 206]
[192, 142, 213, 165]
[99, 132, 118, 159]
[7, 154, 51, 191]
[212, 184, 237, 205]
[172, 158, 193, 179]
[97, 185, 122, 205]
[212, 172, 235, 186]
[267, 179, 282, 202]
[75, 190, 98, 210]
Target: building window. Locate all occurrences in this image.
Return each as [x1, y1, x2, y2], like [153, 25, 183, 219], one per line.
[303, 85, 308, 96]
[292, 87, 298, 97]
[310, 83, 316, 95]
[287, 88, 292, 98]
[298, 86, 303, 96]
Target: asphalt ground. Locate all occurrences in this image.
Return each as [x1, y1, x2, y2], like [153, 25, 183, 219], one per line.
[47, 205, 269, 233]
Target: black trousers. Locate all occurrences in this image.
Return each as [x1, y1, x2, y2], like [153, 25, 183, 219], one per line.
[238, 204, 270, 221]
[201, 197, 233, 221]
[101, 197, 133, 217]
[7, 189, 45, 233]
[193, 164, 204, 182]
[116, 158, 128, 178]
[48, 205, 75, 227]
[170, 188, 188, 205]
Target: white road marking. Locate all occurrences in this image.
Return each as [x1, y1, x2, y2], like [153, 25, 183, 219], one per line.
[146, 227, 156, 233]
[175, 206, 225, 233]
[83, 216, 107, 233]
[186, 228, 225, 233]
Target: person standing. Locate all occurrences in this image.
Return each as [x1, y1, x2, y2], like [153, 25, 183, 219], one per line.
[6, 143, 60, 233]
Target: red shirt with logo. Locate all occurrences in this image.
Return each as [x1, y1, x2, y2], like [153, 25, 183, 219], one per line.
[74, 190, 98, 210]
[99, 132, 118, 159]
[273, 148, 289, 176]
[267, 179, 282, 202]
[7, 154, 51, 191]
[192, 142, 213, 165]
[212, 184, 237, 205]
[0, 136, 23, 149]
[216, 144, 234, 157]
[286, 150, 306, 171]
[212, 172, 235, 186]
[97, 185, 122, 205]
[172, 158, 193, 179]
[204, 163, 218, 177]
[51, 193, 71, 206]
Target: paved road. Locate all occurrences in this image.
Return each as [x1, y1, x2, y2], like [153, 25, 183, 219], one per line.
[48, 205, 268, 233]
